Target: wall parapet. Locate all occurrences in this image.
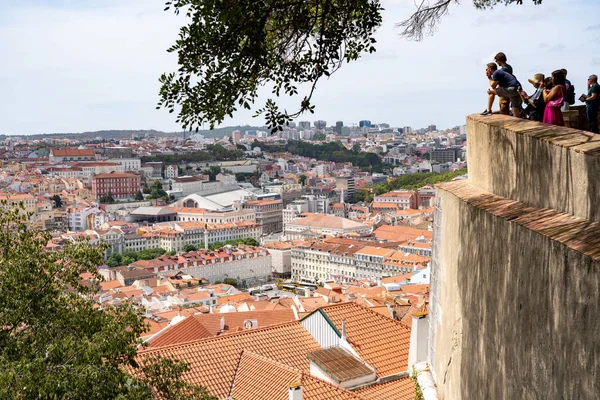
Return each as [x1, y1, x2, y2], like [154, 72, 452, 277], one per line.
[430, 115, 600, 400]
[466, 114, 600, 222]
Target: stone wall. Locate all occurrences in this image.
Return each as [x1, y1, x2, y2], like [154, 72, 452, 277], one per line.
[430, 115, 600, 399]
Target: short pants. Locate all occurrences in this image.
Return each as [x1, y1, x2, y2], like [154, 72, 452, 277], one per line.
[496, 87, 523, 110]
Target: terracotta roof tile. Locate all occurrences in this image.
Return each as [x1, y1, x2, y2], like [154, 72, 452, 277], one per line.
[318, 303, 411, 376]
[147, 316, 213, 347]
[137, 321, 321, 398]
[355, 376, 415, 400]
[230, 351, 365, 400]
[193, 309, 296, 337]
[373, 225, 432, 242]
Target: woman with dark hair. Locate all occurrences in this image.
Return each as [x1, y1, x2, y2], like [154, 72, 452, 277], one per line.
[543, 70, 566, 126]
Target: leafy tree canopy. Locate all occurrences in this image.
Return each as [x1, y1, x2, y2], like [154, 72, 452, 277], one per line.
[0, 204, 215, 399]
[160, 0, 542, 132]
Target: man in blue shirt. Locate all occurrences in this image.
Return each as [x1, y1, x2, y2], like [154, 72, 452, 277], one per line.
[481, 63, 522, 118]
[584, 74, 599, 133]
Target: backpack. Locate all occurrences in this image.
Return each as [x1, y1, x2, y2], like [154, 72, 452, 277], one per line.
[566, 83, 575, 105]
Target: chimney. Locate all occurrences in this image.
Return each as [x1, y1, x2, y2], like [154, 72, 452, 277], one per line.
[204, 229, 208, 250]
[220, 316, 225, 332]
[288, 382, 303, 400]
[209, 305, 215, 314]
[408, 312, 429, 369]
[341, 320, 347, 340]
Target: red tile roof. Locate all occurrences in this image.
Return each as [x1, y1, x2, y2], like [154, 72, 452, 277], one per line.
[147, 309, 297, 344]
[137, 321, 321, 398]
[317, 303, 411, 376]
[51, 148, 95, 157]
[147, 316, 213, 348]
[373, 225, 432, 242]
[355, 376, 415, 400]
[230, 351, 364, 400]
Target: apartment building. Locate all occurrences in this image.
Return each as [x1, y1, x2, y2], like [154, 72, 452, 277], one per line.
[129, 245, 271, 284]
[92, 171, 141, 200]
[242, 199, 283, 234]
[373, 190, 418, 210]
[49, 148, 96, 164]
[291, 240, 427, 283]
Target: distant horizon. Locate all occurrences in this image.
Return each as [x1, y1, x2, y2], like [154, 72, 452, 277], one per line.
[0, 121, 461, 138]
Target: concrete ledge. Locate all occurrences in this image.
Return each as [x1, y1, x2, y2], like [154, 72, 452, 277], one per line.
[466, 114, 600, 222]
[439, 180, 600, 260]
[431, 179, 600, 399]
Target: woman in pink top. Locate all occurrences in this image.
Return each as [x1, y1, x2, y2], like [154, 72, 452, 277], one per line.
[543, 70, 566, 126]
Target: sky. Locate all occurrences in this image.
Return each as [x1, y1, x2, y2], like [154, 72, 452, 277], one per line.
[1, 0, 599, 135]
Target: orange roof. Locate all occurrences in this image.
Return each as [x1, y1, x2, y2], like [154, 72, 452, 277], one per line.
[99, 280, 123, 291]
[317, 303, 411, 376]
[93, 171, 139, 179]
[148, 316, 213, 348]
[217, 293, 253, 305]
[263, 241, 293, 250]
[230, 351, 364, 400]
[373, 225, 432, 242]
[355, 247, 395, 257]
[377, 191, 414, 198]
[355, 376, 415, 400]
[137, 321, 322, 398]
[51, 148, 95, 157]
[194, 308, 296, 336]
[371, 202, 401, 210]
[381, 273, 413, 284]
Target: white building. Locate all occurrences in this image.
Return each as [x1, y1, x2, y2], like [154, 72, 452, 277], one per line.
[164, 164, 179, 179]
[263, 242, 292, 278]
[108, 158, 141, 172]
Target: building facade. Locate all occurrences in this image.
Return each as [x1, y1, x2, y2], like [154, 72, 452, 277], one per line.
[242, 199, 283, 234]
[92, 171, 141, 200]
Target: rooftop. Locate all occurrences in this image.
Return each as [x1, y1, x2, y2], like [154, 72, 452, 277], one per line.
[308, 347, 375, 383]
[137, 321, 321, 398]
[291, 213, 368, 230]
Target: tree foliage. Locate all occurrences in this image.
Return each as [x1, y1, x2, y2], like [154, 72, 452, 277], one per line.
[348, 168, 467, 203]
[107, 248, 168, 267]
[99, 192, 116, 204]
[159, 0, 382, 132]
[0, 204, 214, 399]
[141, 146, 243, 165]
[160, 0, 543, 131]
[268, 140, 382, 167]
[183, 244, 198, 253]
[203, 166, 222, 181]
[50, 194, 63, 208]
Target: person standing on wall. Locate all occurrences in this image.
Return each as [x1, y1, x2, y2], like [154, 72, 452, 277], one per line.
[542, 70, 567, 127]
[583, 75, 599, 133]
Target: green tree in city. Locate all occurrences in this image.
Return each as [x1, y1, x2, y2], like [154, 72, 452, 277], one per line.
[183, 244, 198, 253]
[0, 203, 215, 399]
[107, 252, 123, 267]
[223, 278, 238, 288]
[159, 0, 542, 132]
[299, 174, 307, 186]
[204, 166, 222, 181]
[135, 190, 145, 201]
[99, 192, 116, 204]
[50, 194, 63, 208]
